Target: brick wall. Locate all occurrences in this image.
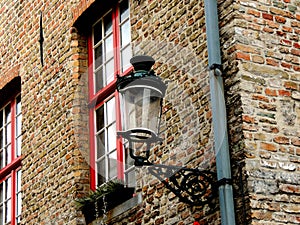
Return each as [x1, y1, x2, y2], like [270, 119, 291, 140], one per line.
[0, 0, 90, 224]
[1, 0, 299, 224]
[222, 0, 300, 224]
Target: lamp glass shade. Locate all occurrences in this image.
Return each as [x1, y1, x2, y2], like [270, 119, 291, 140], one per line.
[119, 80, 164, 142]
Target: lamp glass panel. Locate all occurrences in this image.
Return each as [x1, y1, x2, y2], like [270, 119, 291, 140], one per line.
[120, 85, 162, 139]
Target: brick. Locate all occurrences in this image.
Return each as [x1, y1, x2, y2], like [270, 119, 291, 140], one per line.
[259, 102, 277, 111]
[262, 13, 273, 20]
[248, 9, 261, 17]
[266, 58, 279, 66]
[291, 48, 300, 56]
[292, 138, 300, 147]
[284, 81, 298, 90]
[252, 55, 265, 64]
[252, 94, 270, 102]
[275, 15, 287, 23]
[274, 136, 290, 144]
[261, 142, 277, 151]
[294, 42, 300, 49]
[243, 115, 256, 123]
[281, 61, 292, 69]
[278, 89, 291, 96]
[236, 51, 251, 60]
[265, 88, 277, 96]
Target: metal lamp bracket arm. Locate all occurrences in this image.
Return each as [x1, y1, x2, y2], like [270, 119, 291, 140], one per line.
[146, 164, 217, 206]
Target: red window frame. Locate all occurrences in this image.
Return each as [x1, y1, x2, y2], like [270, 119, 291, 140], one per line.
[88, 0, 133, 190]
[0, 94, 22, 225]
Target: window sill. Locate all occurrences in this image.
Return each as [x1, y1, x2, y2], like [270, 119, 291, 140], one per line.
[90, 193, 142, 225]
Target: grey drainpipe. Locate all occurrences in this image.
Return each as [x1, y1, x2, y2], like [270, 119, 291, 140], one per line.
[204, 1, 236, 225]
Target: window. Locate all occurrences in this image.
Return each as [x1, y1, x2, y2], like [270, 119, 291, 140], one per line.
[0, 95, 22, 225]
[89, 0, 135, 189]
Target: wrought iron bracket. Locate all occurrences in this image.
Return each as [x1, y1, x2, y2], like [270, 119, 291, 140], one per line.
[118, 132, 218, 205]
[143, 163, 217, 206]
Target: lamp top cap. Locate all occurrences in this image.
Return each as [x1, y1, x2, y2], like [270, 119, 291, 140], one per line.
[130, 55, 155, 71]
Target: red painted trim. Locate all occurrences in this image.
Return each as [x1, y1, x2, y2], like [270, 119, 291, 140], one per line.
[89, 107, 96, 190]
[115, 90, 124, 180]
[120, 66, 133, 76]
[11, 98, 16, 161]
[113, 3, 121, 77]
[11, 170, 16, 225]
[88, 33, 97, 190]
[0, 157, 22, 183]
[88, 80, 116, 108]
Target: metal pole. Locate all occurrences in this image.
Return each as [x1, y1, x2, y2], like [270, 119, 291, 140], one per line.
[204, 0, 236, 225]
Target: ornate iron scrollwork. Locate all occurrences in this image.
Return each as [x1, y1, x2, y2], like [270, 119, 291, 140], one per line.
[147, 164, 217, 206]
[121, 138, 217, 205]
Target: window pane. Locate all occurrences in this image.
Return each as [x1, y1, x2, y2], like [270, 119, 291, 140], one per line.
[121, 45, 132, 72]
[4, 177, 11, 223]
[0, 182, 3, 224]
[0, 111, 3, 127]
[106, 98, 115, 125]
[16, 115, 21, 137]
[105, 35, 113, 61]
[104, 12, 112, 35]
[0, 205, 2, 225]
[5, 199, 11, 223]
[108, 150, 117, 180]
[5, 144, 11, 166]
[16, 171, 22, 219]
[107, 124, 116, 152]
[96, 132, 105, 158]
[0, 182, 3, 203]
[125, 170, 136, 188]
[93, 20, 103, 45]
[125, 147, 134, 169]
[120, 0, 129, 22]
[5, 124, 11, 145]
[96, 106, 104, 131]
[0, 149, 3, 169]
[16, 136, 22, 157]
[105, 58, 114, 85]
[16, 96, 21, 115]
[94, 44, 103, 69]
[17, 193, 21, 217]
[5, 178, 11, 199]
[4, 105, 11, 124]
[17, 170, 21, 193]
[0, 129, 3, 149]
[97, 160, 106, 184]
[121, 21, 130, 47]
[95, 67, 104, 92]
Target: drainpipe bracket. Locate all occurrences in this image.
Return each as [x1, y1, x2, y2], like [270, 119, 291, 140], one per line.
[209, 64, 223, 76]
[216, 178, 233, 187]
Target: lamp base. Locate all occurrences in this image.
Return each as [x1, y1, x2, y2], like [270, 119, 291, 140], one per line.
[117, 128, 162, 143]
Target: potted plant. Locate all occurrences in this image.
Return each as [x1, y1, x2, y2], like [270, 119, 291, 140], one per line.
[76, 180, 135, 224]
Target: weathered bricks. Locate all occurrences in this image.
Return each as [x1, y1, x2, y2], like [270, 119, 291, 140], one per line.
[1, 0, 299, 225]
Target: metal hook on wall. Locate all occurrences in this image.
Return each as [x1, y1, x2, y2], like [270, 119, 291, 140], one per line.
[39, 11, 44, 67]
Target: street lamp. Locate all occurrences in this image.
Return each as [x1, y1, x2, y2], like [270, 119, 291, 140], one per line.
[117, 55, 216, 206]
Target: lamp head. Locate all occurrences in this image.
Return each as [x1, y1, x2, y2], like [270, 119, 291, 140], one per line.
[117, 55, 166, 143]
